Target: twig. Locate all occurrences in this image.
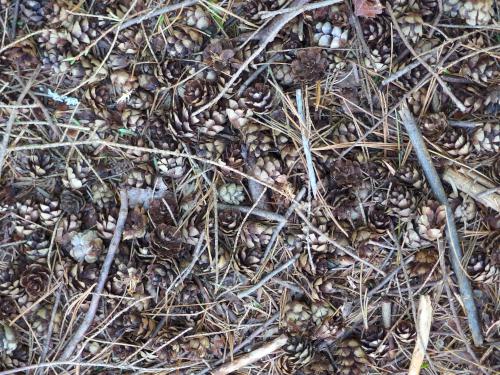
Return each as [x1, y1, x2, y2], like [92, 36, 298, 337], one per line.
[193, 0, 311, 116]
[386, 4, 466, 112]
[10, 0, 20, 39]
[118, 0, 199, 30]
[0, 66, 41, 177]
[212, 334, 289, 375]
[218, 203, 286, 222]
[259, 0, 342, 18]
[195, 312, 281, 375]
[296, 89, 317, 196]
[381, 53, 436, 86]
[60, 190, 129, 360]
[0, 362, 193, 375]
[38, 285, 62, 371]
[437, 241, 489, 375]
[408, 295, 433, 375]
[262, 187, 307, 262]
[399, 104, 483, 346]
[237, 253, 301, 298]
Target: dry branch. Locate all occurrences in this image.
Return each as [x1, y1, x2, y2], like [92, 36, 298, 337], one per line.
[212, 334, 289, 375]
[60, 190, 129, 360]
[399, 104, 483, 346]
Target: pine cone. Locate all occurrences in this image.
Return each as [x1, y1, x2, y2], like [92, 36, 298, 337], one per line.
[368, 204, 392, 233]
[242, 123, 274, 158]
[240, 83, 274, 113]
[253, 155, 287, 185]
[145, 262, 178, 299]
[331, 119, 358, 143]
[149, 224, 184, 258]
[410, 249, 439, 279]
[272, 63, 295, 86]
[171, 104, 226, 139]
[179, 79, 214, 108]
[326, 158, 363, 191]
[449, 192, 477, 224]
[361, 325, 389, 359]
[394, 320, 416, 343]
[0, 322, 17, 355]
[165, 27, 204, 58]
[15, 151, 55, 178]
[313, 21, 349, 49]
[420, 112, 448, 141]
[467, 251, 497, 283]
[395, 163, 425, 189]
[184, 5, 212, 30]
[283, 300, 312, 335]
[397, 12, 424, 44]
[302, 353, 335, 374]
[291, 49, 328, 82]
[235, 247, 264, 274]
[361, 17, 390, 45]
[388, 184, 417, 220]
[20, 263, 50, 298]
[119, 309, 156, 340]
[38, 199, 62, 228]
[283, 336, 314, 369]
[438, 128, 472, 157]
[68, 230, 103, 263]
[218, 183, 246, 205]
[218, 209, 241, 235]
[335, 338, 369, 375]
[123, 206, 147, 241]
[459, 0, 494, 25]
[461, 54, 497, 83]
[471, 122, 499, 155]
[364, 44, 392, 72]
[417, 200, 446, 241]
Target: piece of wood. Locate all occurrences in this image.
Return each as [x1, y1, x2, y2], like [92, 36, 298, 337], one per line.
[408, 295, 433, 375]
[212, 334, 289, 375]
[443, 167, 500, 213]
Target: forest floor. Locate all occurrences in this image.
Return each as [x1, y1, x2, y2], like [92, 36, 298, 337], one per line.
[0, 0, 499, 374]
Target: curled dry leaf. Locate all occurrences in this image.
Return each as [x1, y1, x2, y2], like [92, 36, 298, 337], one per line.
[354, 0, 384, 18]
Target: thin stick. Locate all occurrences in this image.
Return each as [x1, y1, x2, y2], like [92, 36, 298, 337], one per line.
[218, 204, 286, 222]
[10, 0, 20, 39]
[195, 312, 281, 375]
[37, 286, 62, 372]
[212, 334, 289, 375]
[262, 187, 307, 262]
[296, 89, 317, 196]
[399, 104, 483, 346]
[386, 4, 466, 112]
[0, 66, 41, 177]
[118, 0, 199, 30]
[193, 0, 311, 116]
[381, 53, 436, 86]
[60, 190, 129, 360]
[237, 253, 300, 298]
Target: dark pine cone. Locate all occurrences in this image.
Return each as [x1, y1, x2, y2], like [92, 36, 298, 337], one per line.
[291, 48, 328, 82]
[20, 263, 50, 298]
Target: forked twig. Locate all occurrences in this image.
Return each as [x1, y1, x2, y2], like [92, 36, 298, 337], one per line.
[60, 190, 129, 360]
[193, 0, 312, 116]
[399, 104, 483, 346]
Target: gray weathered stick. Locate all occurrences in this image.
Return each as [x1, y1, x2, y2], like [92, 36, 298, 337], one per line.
[296, 89, 318, 196]
[399, 103, 483, 346]
[60, 190, 129, 359]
